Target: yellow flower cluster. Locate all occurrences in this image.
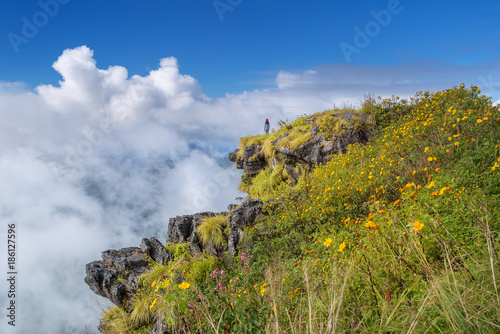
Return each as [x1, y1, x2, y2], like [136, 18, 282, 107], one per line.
[413, 221, 424, 232]
[178, 282, 191, 290]
[365, 221, 377, 229]
[268, 84, 498, 283]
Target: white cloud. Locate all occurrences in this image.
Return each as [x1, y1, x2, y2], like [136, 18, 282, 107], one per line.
[275, 69, 319, 89]
[1, 46, 499, 333]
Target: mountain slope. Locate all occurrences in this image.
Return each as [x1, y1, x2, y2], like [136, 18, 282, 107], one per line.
[96, 84, 500, 333]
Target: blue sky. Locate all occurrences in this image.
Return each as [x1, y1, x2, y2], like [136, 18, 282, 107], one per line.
[1, 0, 499, 98]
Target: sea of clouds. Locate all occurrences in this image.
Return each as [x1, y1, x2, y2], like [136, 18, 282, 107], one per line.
[0, 46, 337, 333]
[0, 46, 496, 333]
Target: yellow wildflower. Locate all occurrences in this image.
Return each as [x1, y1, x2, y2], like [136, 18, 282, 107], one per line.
[413, 221, 424, 232]
[338, 242, 346, 252]
[365, 221, 377, 228]
[323, 238, 332, 248]
[179, 282, 191, 290]
[260, 286, 266, 296]
[149, 298, 157, 310]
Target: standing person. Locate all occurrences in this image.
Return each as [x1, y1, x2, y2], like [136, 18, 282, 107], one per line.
[264, 118, 270, 134]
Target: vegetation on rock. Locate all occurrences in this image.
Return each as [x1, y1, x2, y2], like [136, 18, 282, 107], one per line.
[233, 108, 374, 200]
[196, 215, 229, 250]
[100, 84, 500, 333]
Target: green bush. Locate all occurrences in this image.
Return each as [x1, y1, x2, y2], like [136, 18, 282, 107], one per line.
[196, 215, 229, 250]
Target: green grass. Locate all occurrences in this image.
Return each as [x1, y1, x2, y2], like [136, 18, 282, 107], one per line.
[235, 107, 374, 200]
[100, 84, 500, 333]
[196, 214, 229, 250]
[236, 108, 371, 161]
[100, 306, 152, 334]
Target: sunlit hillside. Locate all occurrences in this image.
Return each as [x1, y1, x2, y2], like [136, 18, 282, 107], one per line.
[101, 84, 500, 333]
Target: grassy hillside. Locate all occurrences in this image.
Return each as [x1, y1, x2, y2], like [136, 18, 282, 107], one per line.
[237, 106, 374, 200]
[101, 84, 500, 333]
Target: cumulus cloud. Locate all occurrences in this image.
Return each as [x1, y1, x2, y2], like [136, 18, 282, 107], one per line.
[0, 46, 498, 333]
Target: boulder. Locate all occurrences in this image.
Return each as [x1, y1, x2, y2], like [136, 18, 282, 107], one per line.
[151, 318, 170, 334]
[228, 199, 263, 256]
[242, 145, 267, 175]
[167, 211, 225, 258]
[84, 247, 149, 309]
[141, 237, 174, 265]
[84, 238, 171, 309]
[166, 200, 263, 258]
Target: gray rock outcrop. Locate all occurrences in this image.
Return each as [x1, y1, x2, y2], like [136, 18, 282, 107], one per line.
[228, 199, 263, 256]
[167, 211, 225, 257]
[84, 237, 172, 309]
[229, 111, 373, 178]
[84, 247, 148, 309]
[141, 237, 174, 265]
[151, 318, 170, 334]
[166, 199, 263, 258]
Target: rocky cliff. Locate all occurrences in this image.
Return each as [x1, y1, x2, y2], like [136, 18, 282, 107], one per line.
[229, 111, 373, 181]
[85, 109, 374, 333]
[84, 200, 263, 327]
[84, 237, 172, 310]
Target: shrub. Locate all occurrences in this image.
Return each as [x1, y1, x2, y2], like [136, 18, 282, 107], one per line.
[196, 215, 229, 250]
